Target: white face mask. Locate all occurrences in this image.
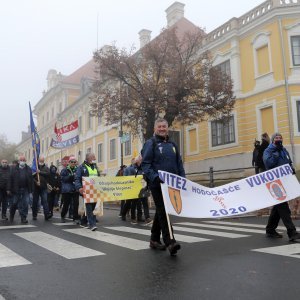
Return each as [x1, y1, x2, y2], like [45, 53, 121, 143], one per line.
[19, 161, 26, 167]
[92, 160, 97, 164]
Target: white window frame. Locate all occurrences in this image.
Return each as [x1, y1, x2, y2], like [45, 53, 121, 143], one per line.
[291, 96, 300, 136]
[255, 100, 278, 140]
[208, 111, 238, 151]
[124, 134, 132, 157]
[252, 31, 273, 79]
[109, 138, 117, 161]
[97, 143, 103, 163]
[186, 125, 199, 155]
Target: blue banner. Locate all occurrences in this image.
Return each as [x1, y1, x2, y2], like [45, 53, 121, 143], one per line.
[29, 102, 40, 173]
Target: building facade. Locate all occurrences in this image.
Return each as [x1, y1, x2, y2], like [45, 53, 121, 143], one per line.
[17, 0, 300, 182]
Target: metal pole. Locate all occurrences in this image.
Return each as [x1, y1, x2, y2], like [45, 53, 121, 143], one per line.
[209, 166, 214, 188]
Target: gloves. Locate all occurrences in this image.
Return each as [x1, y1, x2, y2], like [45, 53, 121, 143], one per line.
[154, 176, 164, 185]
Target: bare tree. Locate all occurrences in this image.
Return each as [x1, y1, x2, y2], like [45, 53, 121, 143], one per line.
[90, 26, 235, 140]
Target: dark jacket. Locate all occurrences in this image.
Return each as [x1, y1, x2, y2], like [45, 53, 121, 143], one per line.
[257, 140, 269, 169]
[7, 164, 33, 194]
[48, 166, 61, 193]
[74, 161, 100, 191]
[33, 163, 50, 190]
[0, 165, 11, 190]
[124, 164, 136, 176]
[141, 134, 185, 188]
[263, 143, 293, 170]
[60, 166, 77, 193]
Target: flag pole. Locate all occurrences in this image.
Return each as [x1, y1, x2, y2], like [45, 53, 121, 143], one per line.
[33, 144, 40, 184]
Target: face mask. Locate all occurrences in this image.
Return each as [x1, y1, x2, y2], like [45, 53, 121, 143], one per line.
[1, 163, 8, 168]
[92, 160, 97, 164]
[19, 161, 26, 167]
[274, 140, 283, 147]
[39, 163, 44, 166]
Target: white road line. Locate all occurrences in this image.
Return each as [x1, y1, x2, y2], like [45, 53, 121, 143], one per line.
[203, 220, 286, 231]
[0, 225, 36, 230]
[104, 226, 211, 243]
[14, 231, 105, 259]
[173, 226, 249, 238]
[64, 228, 150, 250]
[52, 223, 77, 226]
[175, 222, 265, 234]
[0, 243, 31, 268]
[252, 244, 300, 259]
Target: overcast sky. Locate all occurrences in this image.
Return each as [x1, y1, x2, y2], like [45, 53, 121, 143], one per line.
[1, 0, 264, 144]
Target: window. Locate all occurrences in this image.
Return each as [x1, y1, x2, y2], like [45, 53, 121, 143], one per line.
[98, 115, 102, 126]
[124, 135, 131, 156]
[211, 116, 235, 147]
[87, 113, 92, 130]
[51, 107, 54, 118]
[110, 139, 116, 160]
[188, 128, 197, 153]
[169, 130, 181, 153]
[291, 36, 300, 66]
[86, 147, 91, 154]
[256, 45, 270, 75]
[97, 143, 103, 163]
[46, 111, 49, 122]
[216, 60, 231, 77]
[297, 101, 300, 132]
[78, 116, 82, 133]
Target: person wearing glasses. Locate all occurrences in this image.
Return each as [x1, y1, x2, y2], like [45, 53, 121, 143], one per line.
[60, 156, 79, 223]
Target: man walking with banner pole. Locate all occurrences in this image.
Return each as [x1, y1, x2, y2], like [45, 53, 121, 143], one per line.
[141, 118, 185, 256]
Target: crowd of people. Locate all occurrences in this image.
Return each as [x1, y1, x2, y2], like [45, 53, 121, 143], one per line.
[1, 120, 299, 258]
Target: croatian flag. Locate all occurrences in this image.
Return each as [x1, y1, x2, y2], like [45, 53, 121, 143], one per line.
[50, 120, 79, 148]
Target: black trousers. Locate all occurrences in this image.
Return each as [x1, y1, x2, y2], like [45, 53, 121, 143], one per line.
[266, 202, 296, 237]
[61, 193, 79, 220]
[150, 187, 175, 246]
[122, 199, 142, 220]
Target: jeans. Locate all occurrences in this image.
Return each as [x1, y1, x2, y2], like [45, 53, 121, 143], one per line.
[10, 189, 30, 219]
[0, 188, 8, 217]
[86, 203, 96, 227]
[32, 187, 50, 217]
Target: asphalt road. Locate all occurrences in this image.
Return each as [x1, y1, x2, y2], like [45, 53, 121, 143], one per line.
[1, 208, 300, 300]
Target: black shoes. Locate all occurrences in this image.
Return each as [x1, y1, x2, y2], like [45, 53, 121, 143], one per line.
[21, 218, 28, 224]
[289, 232, 300, 242]
[168, 242, 181, 256]
[266, 231, 283, 238]
[149, 240, 166, 251]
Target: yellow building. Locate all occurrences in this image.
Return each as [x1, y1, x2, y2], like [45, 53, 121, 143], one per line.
[17, 0, 300, 181]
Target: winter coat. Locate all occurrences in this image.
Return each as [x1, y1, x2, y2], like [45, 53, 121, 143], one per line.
[33, 163, 50, 190]
[263, 143, 293, 170]
[74, 161, 100, 191]
[60, 166, 77, 193]
[7, 164, 33, 194]
[141, 134, 185, 188]
[0, 165, 10, 190]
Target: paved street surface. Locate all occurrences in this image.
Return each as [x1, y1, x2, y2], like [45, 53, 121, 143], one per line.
[1, 208, 300, 300]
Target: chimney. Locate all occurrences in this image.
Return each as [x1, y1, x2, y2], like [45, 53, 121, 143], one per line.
[165, 2, 185, 27]
[138, 29, 152, 48]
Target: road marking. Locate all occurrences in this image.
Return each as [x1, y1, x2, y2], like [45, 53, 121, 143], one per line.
[105, 226, 211, 243]
[14, 231, 105, 259]
[203, 220, 286, 231]
[252, 244, 300, 259]
[0, 225, 36, 230]
[0, 243, 31, 268]
[64, 228, 149, 250]
[173, 226, 249, 238]
[52, 222, 77, 226]
[175, 222, 265, 234]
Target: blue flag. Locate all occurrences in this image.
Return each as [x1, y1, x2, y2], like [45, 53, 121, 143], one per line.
[29, 102, 40, 173]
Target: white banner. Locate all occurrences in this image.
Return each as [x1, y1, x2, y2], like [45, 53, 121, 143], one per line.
[50, 120, 79, 148]
[159, 164, 300, 218]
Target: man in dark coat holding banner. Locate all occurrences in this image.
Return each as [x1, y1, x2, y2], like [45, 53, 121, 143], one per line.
[263, 132, 300, 242]
[141, 118, 185, 256]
